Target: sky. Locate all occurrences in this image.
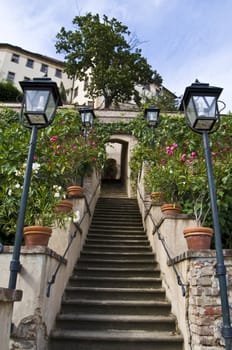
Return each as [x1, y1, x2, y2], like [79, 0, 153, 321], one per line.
[0, 0, 232, 112]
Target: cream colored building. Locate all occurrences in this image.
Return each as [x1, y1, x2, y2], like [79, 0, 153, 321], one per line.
[0, 43, 74, 102]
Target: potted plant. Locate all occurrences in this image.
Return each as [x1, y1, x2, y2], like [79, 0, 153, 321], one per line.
[43, 111, 106, 198]
[144, 142, 183, 215]
[174, 140, 216, 249]
[18, 164, 71, 246]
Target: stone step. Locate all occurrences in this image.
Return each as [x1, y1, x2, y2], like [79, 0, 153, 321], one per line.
[64, 286, 166, 301]
[49, 330, 183, 350]
[80, 251, 155, 261]
[85, 238, 150, 245]
[68, 276, 162, 288]
[89, 225, 144, 232]
[82, 245, 152, 253]
[60, 299, 172, 316]
[86, 233, 148, 241]
[55, 314, 177, 332]
[88, 227, 145, 235]
[74, 267, 161, 278]
[77, 258, 156, 268]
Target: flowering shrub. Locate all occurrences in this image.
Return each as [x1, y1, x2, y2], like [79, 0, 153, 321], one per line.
[131, 113, 232, 246]
[0, 107, 107, 244]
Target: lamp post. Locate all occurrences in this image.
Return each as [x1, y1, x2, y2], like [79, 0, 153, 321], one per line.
[78, 107, 95, 186]
[79, 106, 95, 130]
[180, 80, 232, 349]
[8, 78, 62, 290]
[144, 105, 160, 151]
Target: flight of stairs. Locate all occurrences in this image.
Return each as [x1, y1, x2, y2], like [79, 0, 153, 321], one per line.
[49, 197, 183, 350]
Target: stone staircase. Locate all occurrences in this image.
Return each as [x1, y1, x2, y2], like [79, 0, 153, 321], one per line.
[49, 197, 183, 350]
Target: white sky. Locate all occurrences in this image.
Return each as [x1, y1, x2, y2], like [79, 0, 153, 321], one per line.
[0, 0, 232, 112]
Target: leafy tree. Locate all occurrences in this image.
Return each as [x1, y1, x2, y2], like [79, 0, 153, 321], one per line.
[143, 87, 178, 112]
[55, 13, 162, 108]
[0, 80, 23, 102]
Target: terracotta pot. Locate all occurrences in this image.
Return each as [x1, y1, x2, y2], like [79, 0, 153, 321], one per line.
[183, 226, 213, 250]
[67, 185, 84, 198]
[150, 191, 166, 203]
[55, 199, 73, 214]
[161, 203, 182, 215]
[23, 226, 52, 246]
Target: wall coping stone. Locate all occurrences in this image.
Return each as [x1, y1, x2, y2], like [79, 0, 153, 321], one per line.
[0, 288, 22, 302]
[2, 246, 67, 265]
[169, 249, 232, 265]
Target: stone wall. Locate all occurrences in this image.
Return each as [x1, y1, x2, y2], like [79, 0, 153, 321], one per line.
[0, 170, 100, 349]
[137, 166, 232, 350]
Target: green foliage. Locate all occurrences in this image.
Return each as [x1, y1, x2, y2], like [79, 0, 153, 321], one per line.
[130, 113, 232, 247]
[143, 88, 178, 112]
[0, 107, 108, 244]
[55, 13, 162, 108]
[0, 81, 23, 102]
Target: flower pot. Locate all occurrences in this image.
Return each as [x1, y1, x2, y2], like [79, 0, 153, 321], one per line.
[150, 191, 166, 203]
[183, 226, 213, 250]
[161, 203, 182, 215]
[67, 185, 84, 198]
[23, 226, 52, 246]
[55, 199, 73, 214]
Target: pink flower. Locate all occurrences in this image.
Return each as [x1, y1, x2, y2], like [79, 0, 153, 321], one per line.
[166, 146, 174, 156]
[180, 153, 186, 162]
[33, 155, 37, 161]
[56, 145, 62, 150]
[50, 135, 58, 142]
[191, 151, 197, 159]
[171, 143, 178, 150]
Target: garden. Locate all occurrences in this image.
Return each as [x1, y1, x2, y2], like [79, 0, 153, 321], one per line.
[129, 111, 232, 248]
[0, 106, 231, 248]
[0, 107, 108, 244]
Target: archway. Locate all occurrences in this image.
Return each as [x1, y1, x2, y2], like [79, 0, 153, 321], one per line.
[101, 134, 137, 198]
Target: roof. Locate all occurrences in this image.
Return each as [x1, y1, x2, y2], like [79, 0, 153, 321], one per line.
[0, 43, 64, 67]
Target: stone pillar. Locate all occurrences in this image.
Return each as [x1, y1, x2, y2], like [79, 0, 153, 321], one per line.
[0, 288, 22, 350]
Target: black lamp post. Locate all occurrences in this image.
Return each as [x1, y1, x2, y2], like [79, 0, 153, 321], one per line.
[180, 80, 232, 349]
[144, 105, 160, 150]
[77, 107, 95, 186]
[79, 106, 95, 129]
[8, 78, 62, 290]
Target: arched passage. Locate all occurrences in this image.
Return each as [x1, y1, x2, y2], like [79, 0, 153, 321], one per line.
[102, 134, 137, 198]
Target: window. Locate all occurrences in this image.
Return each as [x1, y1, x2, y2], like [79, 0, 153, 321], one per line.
[26, 59, 34, 68]
[74, 87, 79, 98]
[55, 68, 62, 78]
[11, 53, 19, 63]
[84, 77, 89, 91]
[24, 76, 30, 81]
[7, 71, 15, 82]
[41, 64, 48, 74]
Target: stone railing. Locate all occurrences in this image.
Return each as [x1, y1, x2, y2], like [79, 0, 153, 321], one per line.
[0, 170, 100, 350]
[137, 170, 232, 350]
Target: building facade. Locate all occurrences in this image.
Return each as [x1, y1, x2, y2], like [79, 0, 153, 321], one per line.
[0, 43, 74, 103]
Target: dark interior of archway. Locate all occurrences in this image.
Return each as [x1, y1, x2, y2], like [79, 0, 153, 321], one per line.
[100, 141, 128, 197]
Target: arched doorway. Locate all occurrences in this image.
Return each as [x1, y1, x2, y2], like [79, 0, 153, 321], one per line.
[101, 135, 137, 198]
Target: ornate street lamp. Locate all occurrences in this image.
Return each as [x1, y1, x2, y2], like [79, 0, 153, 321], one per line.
[79, 106, 95, 129]
[77, 107, 96, 186]
[8, 78, 62, 290]
[180, 80, 232, 349]
[144, 105, 160, 151]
